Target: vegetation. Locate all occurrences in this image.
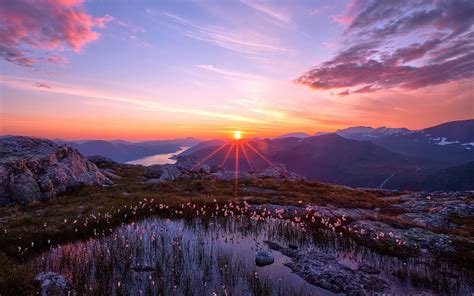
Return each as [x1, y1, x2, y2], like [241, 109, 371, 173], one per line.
[0, 162, 472, 295]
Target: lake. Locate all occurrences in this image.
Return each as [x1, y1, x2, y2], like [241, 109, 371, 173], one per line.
[126, 147, 190, 166]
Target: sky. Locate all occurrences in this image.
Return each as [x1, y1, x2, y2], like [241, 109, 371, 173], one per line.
[0, 0, 473, 140]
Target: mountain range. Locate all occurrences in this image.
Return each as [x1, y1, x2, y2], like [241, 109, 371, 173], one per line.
[55, 137, 201, 163]
[182, 119, 474, 191]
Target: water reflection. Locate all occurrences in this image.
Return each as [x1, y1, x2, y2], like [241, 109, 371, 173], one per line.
[31, 215, 471, 295]
[126, 147, 190, 166]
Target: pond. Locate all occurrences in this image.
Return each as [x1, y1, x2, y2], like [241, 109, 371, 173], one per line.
[30, 206, 472, 295]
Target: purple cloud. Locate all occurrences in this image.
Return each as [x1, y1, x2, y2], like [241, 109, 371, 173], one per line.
[0, 0, 111, 67]
[297, 0, 474, 94]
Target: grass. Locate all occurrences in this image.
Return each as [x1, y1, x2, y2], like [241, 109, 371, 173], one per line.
[0, 162, 471, 295]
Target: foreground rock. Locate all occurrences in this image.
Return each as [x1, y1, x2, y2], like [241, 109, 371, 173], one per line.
[265, 241, 388, 295]
[0, 136, 112, 204]
[248, 190, 473, 257]
[255, 250, 274, 266]
[35, 272, 71, 296]
[144, 155, 305, 182]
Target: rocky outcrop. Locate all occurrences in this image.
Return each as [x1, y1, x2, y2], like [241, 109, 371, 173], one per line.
[144, 156, 305, 182]
[248, 190, 473, 256]
[35, 272, 71, 296]
[87, 155, 116, 165]
[0, 136, 112, 204]
[265, 241, 388, 295]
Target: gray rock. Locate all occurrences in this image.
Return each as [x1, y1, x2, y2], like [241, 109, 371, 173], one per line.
[175, 155, 199, 172]
[265, 241, 388, 295]
[36, 272, 71, 296]
[146, 164, 182, 181]
[255, 163, 306, 181]
[0, 136, 112, 204]
[255, 250, 274, 266]
[87, 155, 116, 165]
[199, 164, 211, 174]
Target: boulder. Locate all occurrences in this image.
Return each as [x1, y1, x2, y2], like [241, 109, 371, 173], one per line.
[87, 155, 116, 165]
[175, 155, 199, 172]
[256, 163, 306, 181]
[0, 136, 112, 204]
[36, 272, 71, 296]
[255, 250, 274, 266]
[146, 164, 182, 181]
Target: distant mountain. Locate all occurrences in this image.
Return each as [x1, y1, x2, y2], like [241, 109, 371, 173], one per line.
[335, 126, 411, 141]
[55, 137, 202, 163]
[274, 132, 310, 139]
[184, 134, 425, 189]
[183, 119, 474, 190]
[64, 140, 179, 163]
[422, 119, 474, 143]
[420, 161, 474, 191]
[178, 139, 226, 157]
[369, 120, 474, 165]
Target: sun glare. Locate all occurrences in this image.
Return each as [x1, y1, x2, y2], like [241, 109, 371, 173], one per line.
[233, 131, 242, 140]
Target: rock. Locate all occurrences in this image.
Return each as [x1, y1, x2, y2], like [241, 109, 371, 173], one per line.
[265, 241, 388, 295]
[0, 136, 112, 204]
[146, 164, 182, 181]
[255, 163, 306, 181]
[175, 156, 199, 172]
[87, 155, 115, 165]
[36, 272, 71, 296]
[212, 170, 252, 181]
[255, 250, 274, 266]
[199, 164, 211, 174]
[100, 168, 122, 180]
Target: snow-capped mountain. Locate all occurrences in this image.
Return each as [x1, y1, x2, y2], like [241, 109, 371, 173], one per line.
[334, 126, 411, 141]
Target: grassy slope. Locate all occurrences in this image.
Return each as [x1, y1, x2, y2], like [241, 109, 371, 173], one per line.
[0, 162, 471, 295]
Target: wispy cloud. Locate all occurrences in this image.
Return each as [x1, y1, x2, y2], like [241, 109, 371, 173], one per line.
[162, 12, 287, 56]
[0, 76, 261, 124]
[240, 0, 291, 24]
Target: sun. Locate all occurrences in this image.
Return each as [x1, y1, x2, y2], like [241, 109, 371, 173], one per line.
[233, 131, 242, 140]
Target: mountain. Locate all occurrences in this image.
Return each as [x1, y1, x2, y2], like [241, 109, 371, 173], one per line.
[335, 126, 410, 141]
[274, 132, 311, 139]
[422, 119, 474, 143]
[370, 120, 474, 165]
[420, 161, 474, 191]
[182, 119, 474, 190]
[326, 119, 474, 166]
[55, 137, 202, 163]
[184, 134, 426, 189]
[178, 139, 226, 157]
[66, 140, 181, 163]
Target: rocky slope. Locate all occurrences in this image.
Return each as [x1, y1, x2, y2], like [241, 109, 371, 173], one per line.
[144, 156, 305, 183]
[0, 136, 111, 204]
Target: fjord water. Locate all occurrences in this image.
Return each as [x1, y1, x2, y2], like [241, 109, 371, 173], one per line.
[31, 215, 471, 295]
[126, 147, 190, 166]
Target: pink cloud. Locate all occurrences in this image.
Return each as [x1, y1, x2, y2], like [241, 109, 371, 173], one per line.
[297, 0, 474, 93]
[0, 0, 111, 67]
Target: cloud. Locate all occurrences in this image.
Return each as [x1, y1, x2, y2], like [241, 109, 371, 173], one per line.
[33, 82, 52, 89]
[296, 0, 474, 93]
[1, 75, 262, 124]
[0, 0, 111, 67]
[240, 0, 291, 24]
[163, 12, 287, 55]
